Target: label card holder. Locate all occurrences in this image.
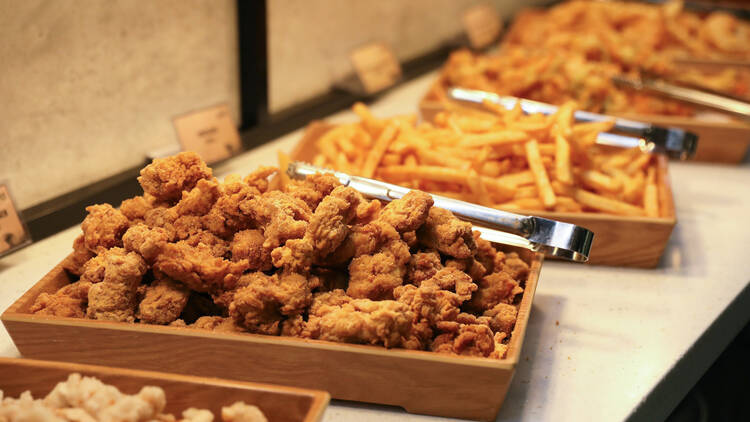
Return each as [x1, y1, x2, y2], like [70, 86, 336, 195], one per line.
[0, 184, 31, 256]
[463, 3, 503, 50]
[173, 104, 242, 164]
[349, 42, 402, 95]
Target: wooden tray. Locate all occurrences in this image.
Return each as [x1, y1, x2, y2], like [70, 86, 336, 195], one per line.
[420, 91, 750, 164]
[2, 247, 543, 421]
[0, 357, 329, 422]
[291, 122, 676, 268]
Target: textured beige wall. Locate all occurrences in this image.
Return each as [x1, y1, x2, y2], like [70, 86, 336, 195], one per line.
[0, 0, 239, 210]
[267, 0, 550, 113]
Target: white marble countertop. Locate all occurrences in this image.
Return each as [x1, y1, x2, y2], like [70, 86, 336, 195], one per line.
[2, 73, 749, 422]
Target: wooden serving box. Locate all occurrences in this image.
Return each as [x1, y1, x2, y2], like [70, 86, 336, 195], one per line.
[292, 122, 676, 268]
[0, 357, 329, 422]
[2, 247, 543, 421]
[420, 92, 750, 164]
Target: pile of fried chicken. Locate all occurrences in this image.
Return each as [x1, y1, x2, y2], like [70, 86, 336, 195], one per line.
[31, 152, 529, 359]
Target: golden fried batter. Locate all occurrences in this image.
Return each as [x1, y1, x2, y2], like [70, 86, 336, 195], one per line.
[240, 190, 311, 250]
[119, 195, 154, 222]
[406, 250, 442, 285]
[230, 229, 271, 270]
[191, 316, 246, 333]
[431, 323, 495, 358]
[417, 207, 476, 259]
[284, 172, 342, 211]
[30, 281, 91, 318]
[83, 248, 147, 322]
[153, 242, 247, 293]
[466, 271, 524, 313]
[62, 235, 95, 276]
[138, 151, 213, 202]
[122, 224, 169, 263]
[136, 278, 190, 325]
[175, 178, 221, 216]
[81, 204, 130, 253]
[202, 175, 260, 239]
[378, 190, 433, 233]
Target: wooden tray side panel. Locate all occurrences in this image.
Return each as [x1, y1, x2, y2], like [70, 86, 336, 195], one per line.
[0, 358, 326, 422]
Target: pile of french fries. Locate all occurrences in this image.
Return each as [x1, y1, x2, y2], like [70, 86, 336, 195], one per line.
[431, 0, 750, 116]
[309, 102, 664, 218]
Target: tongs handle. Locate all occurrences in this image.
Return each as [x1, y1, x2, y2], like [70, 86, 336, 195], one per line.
[447, 87, 697, 160]
[288, 162, 594, 262]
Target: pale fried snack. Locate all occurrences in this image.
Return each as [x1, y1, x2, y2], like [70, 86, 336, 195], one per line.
[430, 0, 750, 117]
[137, 151, 213, 202]
[309, 102, 665, 218]
[81, 204, 130, 253]
[40, 153, 530, 360]
[0, 373, 267, 422]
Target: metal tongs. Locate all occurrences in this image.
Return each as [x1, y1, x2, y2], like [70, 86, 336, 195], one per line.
[612, 75, 750, 124]
[288, 162, 594, 262]
[447, 87, 698, 160]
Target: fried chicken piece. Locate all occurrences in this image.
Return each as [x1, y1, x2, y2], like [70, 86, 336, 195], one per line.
[228, 272, 313, 334]
[180, 292, 225, 323]
[489, 332, 509, 359]
[119, 195, 154, 222]
[240, 190, 311, 250]
[284, 172, 341, 211]
[406, 250, 443, 285]
[466, 271, 524, 313]
[304, 290, 413, 348]
[123, 224, 169, 263]
[144, 207, 179, 241]
[473, 232, 498, 274]
[417, 207, 476, 259]
[136, 278, 190, 325]
[497, 251, 531, 280]
[82, 248, 147, 322]
[281, 314, 306, 337]
[243, 166, 278, 194]
[62, 235, 95, 276]
[183, 230, 229, 258]
[427, 267, 477, 302]
[221, 401, 269, 422]
[230, 229, 271, 270]
[202, 175, 260, 239]
[445, 258, 486, 282]
[153, 242, 247, 293]
[483, 303, 518, 335]
[81, 204, 130, 253]
[272, 186, 366, 272]
[402, 230, 418, 248]
[138, 151, 212, 203]
[378, 190, 433, 233]
[30, 281, 92, 318]
[430, 323, 495, 357]
[80, 247, 148, 286]
[347, 230, 411, 300]
[175, 178, 221, 216]
[393, 280, 463, 350]
[311, 267, 348, 292]
[191, 316, 245, 333]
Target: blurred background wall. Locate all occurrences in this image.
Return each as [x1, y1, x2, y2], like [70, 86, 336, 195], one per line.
[0, 0, 549, 211]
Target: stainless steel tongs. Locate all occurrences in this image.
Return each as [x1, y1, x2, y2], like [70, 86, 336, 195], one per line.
[288, 162, 594, 262]
[447, 87, 698, 160]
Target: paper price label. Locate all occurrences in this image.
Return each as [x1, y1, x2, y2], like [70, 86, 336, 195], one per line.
[349, 42, 402, 94]
[173, 104, 242, 164]
[463, 3, 503, 50]
[0, 185, 30, 255]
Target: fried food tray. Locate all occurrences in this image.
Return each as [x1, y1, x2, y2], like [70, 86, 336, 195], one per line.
[0, 357, 329, 422]
[292, 122, 676, 268]
[2, 244, 542, 421]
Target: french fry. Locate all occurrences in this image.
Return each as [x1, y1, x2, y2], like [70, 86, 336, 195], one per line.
[554, 133, 574, 185]
[643, 167, 659, 217]
[525, 140, 557, 208]
[277, 150, 291, 190]
[416, 147, 471, 170]
[580, 170, 621, 193]
[571, 188, 646, 216]
[362, 123, 399, 178]
[458, 131, 529, 147]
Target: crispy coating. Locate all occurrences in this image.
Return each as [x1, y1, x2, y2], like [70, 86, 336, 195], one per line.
[183, 230, 229, 258]
[417, 207, 476, 259]
[191, 316, 246, 333]
[473, 232, 498, 274]
[426, 267, 477, 302]
[62, 235, 95, 276]
[153, 242, 247, 293]
[378, 190, 433, 233]
[87, 282, 139, 322]
[304, 289, 413, 348]
[243, 166, 278, 194]
[175, 178, 221, 216]
[144, 207, 179, 241]
[230, 229, 271, 270]
[122, 224, 169, 263]
[240, 190, 311, 250]
[466, 271, 524, 313]
[228, 272, 313, 334]
[445, 257, 486, 282]
[483, 303, 518, 335]
[285, 172, 342, 211]
[311, 267, 348, 292]
[119, 195, 154, 222]
[136, 279, 190, 325]
[81, 204, 130, 253]
[137, 151, 212, 202]
[30, 281, 92, 318]
[202, 175, 260, 239]
[80, 247, 148, 286]
[430, 323, 495, 357]
[406, 250, 443, 285]
[393, 280, 462, 348]
[281, 314, 306, 337]
[497, 251, 531, 280]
